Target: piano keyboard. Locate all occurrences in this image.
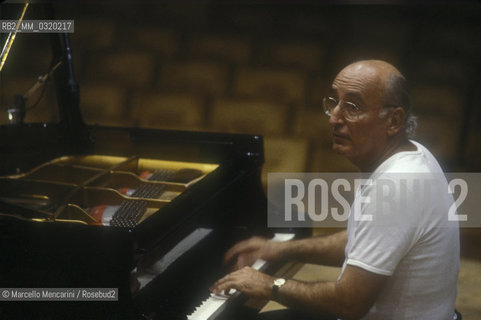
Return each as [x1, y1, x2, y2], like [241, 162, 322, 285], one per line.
[187, 233, 295, 320]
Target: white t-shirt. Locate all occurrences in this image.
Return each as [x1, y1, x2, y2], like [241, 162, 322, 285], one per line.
[340, 140, 460, 320]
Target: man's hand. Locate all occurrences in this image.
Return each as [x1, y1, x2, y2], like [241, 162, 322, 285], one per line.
[222, 236, 283, 271]
[210, 267, 274, 300]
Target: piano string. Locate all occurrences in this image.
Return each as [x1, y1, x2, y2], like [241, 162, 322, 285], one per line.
[0, 155, 212, 227]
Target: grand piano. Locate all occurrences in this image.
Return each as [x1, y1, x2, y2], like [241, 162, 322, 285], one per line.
[0, 5, 305, 320]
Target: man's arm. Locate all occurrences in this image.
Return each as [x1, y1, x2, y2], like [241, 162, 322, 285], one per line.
[276, 265, 386, 319]
[279, 230, 347, 267]
[223, 230, 347, 270]
[211, 264, 387, 320]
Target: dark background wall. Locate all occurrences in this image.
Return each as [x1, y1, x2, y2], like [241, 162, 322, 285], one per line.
[1, 2, 480, 184]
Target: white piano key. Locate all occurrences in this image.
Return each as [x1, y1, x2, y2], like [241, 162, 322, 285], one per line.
[251, 259, 266, 270]
[271, 233, 295, 242]
[187, 296, 227, 320]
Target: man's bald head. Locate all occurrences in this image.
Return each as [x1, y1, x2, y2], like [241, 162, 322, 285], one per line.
[338, 60, 406, 106]
[340, 60, 403, 80]
[336, 60, 415, 137]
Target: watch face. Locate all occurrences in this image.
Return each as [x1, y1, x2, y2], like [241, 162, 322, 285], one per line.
[274, 278, 286, 286]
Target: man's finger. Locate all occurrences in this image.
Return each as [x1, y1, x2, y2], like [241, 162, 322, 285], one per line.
[222, 240, 251, 265]
[236, 255, 246, 270]
[222, 237, 267, 265]
[211, 278, 237, 295]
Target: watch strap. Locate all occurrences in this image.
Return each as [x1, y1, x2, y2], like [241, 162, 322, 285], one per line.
[272, 278, 285, 300]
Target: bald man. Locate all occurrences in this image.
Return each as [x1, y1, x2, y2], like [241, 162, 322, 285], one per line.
[211, 60, 460, 320]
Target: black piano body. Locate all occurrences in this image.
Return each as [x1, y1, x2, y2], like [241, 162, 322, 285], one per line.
[0, 123, 279, 320]
[0, 8, 305, 319]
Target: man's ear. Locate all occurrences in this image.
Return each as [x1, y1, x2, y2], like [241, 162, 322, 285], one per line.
[386, 107, 405, 136]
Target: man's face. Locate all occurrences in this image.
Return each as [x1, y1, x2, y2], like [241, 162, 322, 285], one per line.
[328, 64, 390, 170]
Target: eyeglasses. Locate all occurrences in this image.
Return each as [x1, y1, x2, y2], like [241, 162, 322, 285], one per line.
[322, 97, 361, 121]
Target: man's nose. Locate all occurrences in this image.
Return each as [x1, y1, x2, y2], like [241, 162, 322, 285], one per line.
[328, 104, 344, 125]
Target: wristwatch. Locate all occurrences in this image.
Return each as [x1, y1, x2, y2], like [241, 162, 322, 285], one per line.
[272, 278, 286, 300]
